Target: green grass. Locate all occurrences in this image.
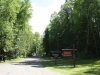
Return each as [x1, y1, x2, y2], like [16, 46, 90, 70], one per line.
[0, 57, 24, 63]
[42, 57, 100, 75]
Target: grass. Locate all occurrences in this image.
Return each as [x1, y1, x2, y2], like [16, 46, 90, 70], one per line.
[42, 57, 100, 75]
[0, 57, 24, 63]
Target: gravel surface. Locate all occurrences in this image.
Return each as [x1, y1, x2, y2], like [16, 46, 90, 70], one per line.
[0, 56, 65, 75]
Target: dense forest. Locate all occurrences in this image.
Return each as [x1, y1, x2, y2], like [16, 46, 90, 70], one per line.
[1, 0, 100, 60]
[0, 0, 43, 59]
[43, 0, 100, 59]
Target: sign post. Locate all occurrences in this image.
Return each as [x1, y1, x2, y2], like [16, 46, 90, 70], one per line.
[73, 44, 75, 67]
[62, 44, 77, 67]
[50, 51, 62, 65]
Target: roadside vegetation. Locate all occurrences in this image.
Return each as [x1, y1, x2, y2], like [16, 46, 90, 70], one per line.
[0, 57, 24, 63]
[42, 57, 100, 75]
[43, 0, 100, 74]
[0, 0, 43, 59]
[43, 0, 100, 59]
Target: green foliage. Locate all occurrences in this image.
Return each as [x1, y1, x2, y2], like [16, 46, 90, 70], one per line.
[0, 0, 35, 58]
[43, 28, 50, 55]
[33, 32, 44, 56]
[43, 0, 100, 59]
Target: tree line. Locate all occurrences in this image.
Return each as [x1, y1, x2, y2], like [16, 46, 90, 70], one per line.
[43, 0, 100, 59]
[0, 0, 43, 59]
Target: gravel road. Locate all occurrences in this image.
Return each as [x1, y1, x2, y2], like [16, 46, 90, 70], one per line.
[0, 56, 65, 75]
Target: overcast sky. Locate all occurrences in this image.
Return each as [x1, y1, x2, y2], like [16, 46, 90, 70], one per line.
[29, 0, 65, 35]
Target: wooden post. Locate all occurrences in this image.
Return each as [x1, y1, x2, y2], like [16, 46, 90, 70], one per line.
[62, 46, 77, 67]
[73, 44, 76, 67]
[55, 58, 57, 65]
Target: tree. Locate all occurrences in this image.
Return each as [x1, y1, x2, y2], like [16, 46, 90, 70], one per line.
[33, 32, 43, 56]
[43, 0, 100, 59]
[43, 28, 50, 55]
[0, 0, 34, 58]
[72, 0, 100, 58]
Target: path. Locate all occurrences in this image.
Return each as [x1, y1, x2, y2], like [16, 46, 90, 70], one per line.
[0, 56, 65, 75]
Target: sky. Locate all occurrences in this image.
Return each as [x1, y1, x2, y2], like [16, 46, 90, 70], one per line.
[29, 0, 65, 35]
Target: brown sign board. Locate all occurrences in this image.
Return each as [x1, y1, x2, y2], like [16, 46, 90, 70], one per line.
[63, 50, 72, 56]
[62, 44, 77, 68]
[62, 49, 77, 56]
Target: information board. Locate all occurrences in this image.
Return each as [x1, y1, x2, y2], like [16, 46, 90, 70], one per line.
[62, 47, 77, 68]
[63, 50, 72, 56]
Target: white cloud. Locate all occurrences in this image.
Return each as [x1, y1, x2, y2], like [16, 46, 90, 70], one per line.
[29, 0, 65, 35]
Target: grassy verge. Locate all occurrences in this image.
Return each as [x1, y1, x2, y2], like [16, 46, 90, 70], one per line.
[42, 57, 100, 75]
[0, 57, 24, 63]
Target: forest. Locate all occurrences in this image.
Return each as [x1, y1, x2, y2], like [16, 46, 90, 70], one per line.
[43, 0, 100, 59]
[0, 0, 43, 59]
[0, 0, 100, 60]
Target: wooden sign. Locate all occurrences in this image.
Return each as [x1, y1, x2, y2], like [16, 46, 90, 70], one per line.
[50, 51, 61, 65]
[62, 44, 77, 67]
[62, 49, 77, 56]
[62, 50, 72, 56]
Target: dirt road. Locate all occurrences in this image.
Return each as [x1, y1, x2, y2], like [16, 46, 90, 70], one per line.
[0, 56, 65, 75]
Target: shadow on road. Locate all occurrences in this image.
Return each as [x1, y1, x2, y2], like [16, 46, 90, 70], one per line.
[11, 56, 44, 68]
